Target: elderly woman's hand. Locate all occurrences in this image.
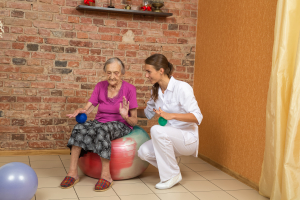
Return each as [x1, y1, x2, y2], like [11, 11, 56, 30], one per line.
[119, 96, 130, 119]
[66, 108, 86, 118]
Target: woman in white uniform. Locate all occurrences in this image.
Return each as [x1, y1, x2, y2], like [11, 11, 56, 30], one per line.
[137, 54, 203, 190]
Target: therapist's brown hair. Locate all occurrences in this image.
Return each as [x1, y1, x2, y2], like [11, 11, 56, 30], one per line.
[145, 54, 174, 102]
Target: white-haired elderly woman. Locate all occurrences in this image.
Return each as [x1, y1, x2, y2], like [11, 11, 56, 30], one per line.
[60, 57, 138, 192]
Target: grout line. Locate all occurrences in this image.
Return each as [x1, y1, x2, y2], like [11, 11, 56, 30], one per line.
[180, 158, 229, 199]
[139, 176, 162, 200]
[111, 187, 121, 200]
[59, 155, 80, 200]
[178, 181, 200, 200]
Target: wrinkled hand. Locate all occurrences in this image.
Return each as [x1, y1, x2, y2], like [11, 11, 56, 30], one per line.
[119, 96, 130, 119]
[66, 108, 86, 118]
[153, 107, 174, 120]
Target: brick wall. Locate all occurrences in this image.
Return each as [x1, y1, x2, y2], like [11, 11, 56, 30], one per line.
[0, 0, 198, 150]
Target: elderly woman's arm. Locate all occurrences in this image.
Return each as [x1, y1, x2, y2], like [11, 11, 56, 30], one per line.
[119, 96, 138, 126]
[66, 102, 95, 118]
[124, 109, 138, 127]
[84, 103, 96, 115]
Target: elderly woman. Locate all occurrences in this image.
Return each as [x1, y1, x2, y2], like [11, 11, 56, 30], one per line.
[60, 57, 138, 192]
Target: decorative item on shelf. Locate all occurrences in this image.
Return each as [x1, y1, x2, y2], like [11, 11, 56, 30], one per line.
[152, 0, 164, 12]
[108, 0, 114, 8]
[84, 0, 95, 6]
[141, 0, 152, 11]
[124, 0, 131, 10]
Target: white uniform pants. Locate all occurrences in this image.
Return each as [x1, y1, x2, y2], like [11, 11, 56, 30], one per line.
[138, 125, 198, 182]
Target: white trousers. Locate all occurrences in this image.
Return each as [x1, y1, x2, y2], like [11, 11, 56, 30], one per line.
[138, 125, 198, 182]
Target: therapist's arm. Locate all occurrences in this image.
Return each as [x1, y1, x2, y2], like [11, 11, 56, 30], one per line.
[153, 108, 198, 123]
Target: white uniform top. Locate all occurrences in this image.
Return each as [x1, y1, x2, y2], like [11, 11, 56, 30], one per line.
[144, 76, 203, 157]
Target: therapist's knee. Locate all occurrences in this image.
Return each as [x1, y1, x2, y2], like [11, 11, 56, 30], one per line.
[150, 125, 161, 139]
[138, 143, 151, 161]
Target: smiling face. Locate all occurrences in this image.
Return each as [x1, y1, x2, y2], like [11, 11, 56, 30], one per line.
[106, 61, 122, 87]
[145, 64, 164, 84]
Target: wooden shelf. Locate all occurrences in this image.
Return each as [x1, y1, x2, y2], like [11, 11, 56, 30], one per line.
[76, 5, 173, 17]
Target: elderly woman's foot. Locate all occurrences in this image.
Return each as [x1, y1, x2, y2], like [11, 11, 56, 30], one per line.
[60, 171, 79, 189]
[101, 175, 113, 183]
[67, 171, 79, 180]
[94, 175, 113, 192]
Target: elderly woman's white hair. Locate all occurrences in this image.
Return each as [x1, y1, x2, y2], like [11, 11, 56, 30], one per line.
[103, 57, 126, 75]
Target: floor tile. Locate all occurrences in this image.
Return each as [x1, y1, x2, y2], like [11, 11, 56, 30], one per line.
[38, 176, 65, 188]
[227, 189, 269, 200]
[119, 194, 160, 200]
[211, 180, 253, 191]
[34, 167, 67, 178]
[144, 164, 159, 173]
[35, 187, 78, 200]
[179, 163, 193, 172]
[59, 155, 71, 160]
[180, 156, 206, 164]
[78, 167, 85, 176]
[0, 161, 30, 167]
[184, 163, 220, 172]
[0, 156, 29, 162]
[139, 172, 161, 183]
[193, 191, 237, 200]
[62, 159, 71, 168]
[197, 170, 235, 180]
[81, 196, 120, 200]
[181, 171, 206, 181]
[145, 182, 189, 194]
[112, 182, 153, 195]
[156, 192, 199, 200]
[180, 180, 222, 191]
[76, 175, 97, 186]
[74, 185, 117, 198]
[29, 155, 60, 162]
[31, 160, 64, 169]
[113, 178, 143, 185]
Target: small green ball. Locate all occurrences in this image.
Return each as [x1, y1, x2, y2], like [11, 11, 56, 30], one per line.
[158, 117, 168, 126]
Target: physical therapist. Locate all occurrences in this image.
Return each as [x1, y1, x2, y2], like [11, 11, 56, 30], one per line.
[137, 54, 203, 190]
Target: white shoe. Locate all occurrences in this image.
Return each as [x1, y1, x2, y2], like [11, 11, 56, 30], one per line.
[155, 173, 182, 190]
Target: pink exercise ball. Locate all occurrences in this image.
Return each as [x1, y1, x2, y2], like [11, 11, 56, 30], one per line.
[78, 126, 150, 180]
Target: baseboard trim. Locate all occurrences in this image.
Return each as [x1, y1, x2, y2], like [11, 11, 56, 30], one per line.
[0, 149, 70, 156]
[198, 153, 259, 191]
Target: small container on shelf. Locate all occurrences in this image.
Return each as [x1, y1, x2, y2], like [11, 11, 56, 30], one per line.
[108, 0, 115, 8]
[152, 0, 164, 12]
[124, 0, 132, 10]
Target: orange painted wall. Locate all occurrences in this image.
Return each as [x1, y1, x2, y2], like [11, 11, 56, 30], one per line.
[194, 1, 277, 184]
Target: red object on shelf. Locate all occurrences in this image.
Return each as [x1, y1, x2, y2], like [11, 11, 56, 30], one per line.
[84, 0, 95, 6]
[141, 5, 152, 11]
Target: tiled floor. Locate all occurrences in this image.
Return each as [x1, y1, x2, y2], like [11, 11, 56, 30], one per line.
[0, 155, 269, 200]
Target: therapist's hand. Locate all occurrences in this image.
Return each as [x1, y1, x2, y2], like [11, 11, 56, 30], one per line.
[153, 107, 174, 120]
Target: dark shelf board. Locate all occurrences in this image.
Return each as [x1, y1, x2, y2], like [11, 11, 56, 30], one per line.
[76, 5, 173, 17]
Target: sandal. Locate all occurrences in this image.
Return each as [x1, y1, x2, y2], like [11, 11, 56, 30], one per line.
[60, 176, 79, 189]
[94, 178, 114, 192]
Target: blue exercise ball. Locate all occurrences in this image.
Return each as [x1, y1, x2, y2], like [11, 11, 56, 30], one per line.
[0, 162, 38, 200]
[76, 113, 87, 123]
